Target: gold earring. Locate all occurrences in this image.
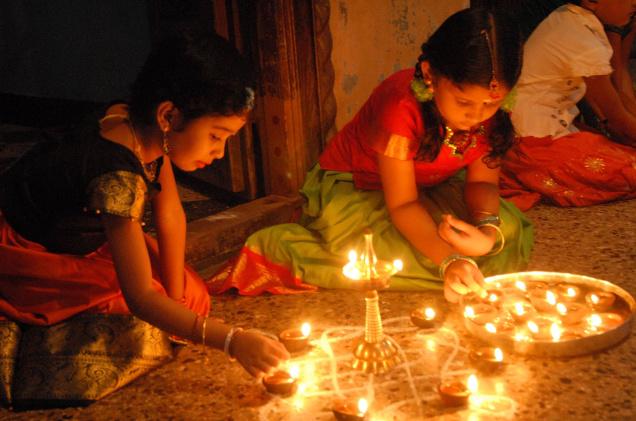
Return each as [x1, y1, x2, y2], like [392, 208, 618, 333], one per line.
[162, 129, 170, 154]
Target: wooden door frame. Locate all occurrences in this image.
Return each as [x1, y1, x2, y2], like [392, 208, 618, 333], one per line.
[254, 0, 336, 196]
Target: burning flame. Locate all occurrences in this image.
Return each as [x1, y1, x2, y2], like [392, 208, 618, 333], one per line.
[301, 322, 311, 337]
[514, 302, 526, 315]
[566, 287, 577, 297]
[467, 374, 478, 393]
[590, 294, 599, 304]
[589, 314, 602, 328]
[550, 323, 562, 341]
[348, 250, 357, 263]
[393, 259, 403, 271]
[515, 281, 527, 291]
[494, 348, 504, 362]
[488, 293, 499, 303]
[464, 306, 475, 318]
[357, 398, 368, 414]
[485, 323, 497, 333]
[289, 364, 300, 379]
[527, 320, 539, 333]
[546, 291, 557, 306]
[424, 307, 436, 320]
[556, 303, 567, 315]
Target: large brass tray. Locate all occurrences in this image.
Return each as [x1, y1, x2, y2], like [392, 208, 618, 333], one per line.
[462, 272, 635, 357]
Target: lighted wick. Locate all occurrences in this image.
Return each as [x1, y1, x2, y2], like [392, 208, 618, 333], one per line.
[527, 316, 559, 340]
[583, 312, 624, 335]
[556, 283, 581, 302]
[463, 304, 498, 325]
[469, 347, 505, 373]
[528, 289, 559, 313]
[332, 397, 369, 421]
[410, 307, 439, 329]
[484, 290, 504, 307]
[585, 291, 616, 312]
[262, 365, 299, 396]
[438, 375, 476, 407]
[555, 302, 588, 325]
[507, 300, 534, 323]
[279, 322, 311, 353]
[514, 280, 527, 292]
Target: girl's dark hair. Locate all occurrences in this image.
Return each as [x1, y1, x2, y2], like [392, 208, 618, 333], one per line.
[413, 8, 523, 166]
[129, 26, 254, 127]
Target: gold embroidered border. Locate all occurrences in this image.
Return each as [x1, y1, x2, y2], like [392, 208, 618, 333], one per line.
[383, 134, 412, 160]
[87, 171, 147, 220]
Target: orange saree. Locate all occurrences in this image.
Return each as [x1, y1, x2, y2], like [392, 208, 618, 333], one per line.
[500, 132, 636, 211]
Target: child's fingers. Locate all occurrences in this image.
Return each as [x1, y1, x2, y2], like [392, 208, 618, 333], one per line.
[447, 274, 470, 295]
[444, 214, 473, 233]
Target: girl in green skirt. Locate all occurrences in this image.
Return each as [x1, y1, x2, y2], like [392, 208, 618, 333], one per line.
[211, 8, 533, 303]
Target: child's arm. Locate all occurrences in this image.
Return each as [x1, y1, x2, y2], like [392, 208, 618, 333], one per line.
[606, 28, 636, 118]
[584, 74, 636, 146]
[151, 156, 187, 301]
[102, 215, 289, 376]
[378, 153, 486, 301]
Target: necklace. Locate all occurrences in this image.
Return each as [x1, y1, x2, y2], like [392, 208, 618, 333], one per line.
[127, 121, 158, 181]
[443, 125, 484, 159]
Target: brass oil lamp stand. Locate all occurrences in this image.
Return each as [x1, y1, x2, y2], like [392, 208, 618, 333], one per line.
[343, 229, 403, 374]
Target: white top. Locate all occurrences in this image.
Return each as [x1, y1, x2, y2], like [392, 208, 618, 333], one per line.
[511, 4, 613, 139]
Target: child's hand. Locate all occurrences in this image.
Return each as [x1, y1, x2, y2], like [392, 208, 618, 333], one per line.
[231, 330, 290, 378]
[443, 259, 486, 303]
[438, 214, 495, 256]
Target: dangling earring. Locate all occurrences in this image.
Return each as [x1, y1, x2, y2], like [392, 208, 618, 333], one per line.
[410, 78, 434, 102]
[162, 129, 170, 155]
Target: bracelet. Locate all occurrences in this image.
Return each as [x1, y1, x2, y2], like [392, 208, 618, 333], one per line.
[438, 254, 478, 279]
[478, 223, 505, 256]
[223, 327, 244, 362]
[475, 214, 500, 227]
[201, 316, 208, 346]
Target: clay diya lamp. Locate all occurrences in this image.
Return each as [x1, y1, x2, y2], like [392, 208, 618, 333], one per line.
[279, 322, 311, 353]
[469, 347, 505, 373]
[463, 303, 498, 325]
[262, 370, 297, 396]
[483, 289, 504, 308]
[332, 398, 369, 421]
[505, 299, 535, 323]
[585, 291, 616, 312]
[411, 307, 439, 329]
[438, 377, 474, 407]
[555, 302, 588, 326]
[528, 289, 559, 313]
[581, 313, 624, 336]
[555, 283, 581, 302]
[526, 316, 560, 341]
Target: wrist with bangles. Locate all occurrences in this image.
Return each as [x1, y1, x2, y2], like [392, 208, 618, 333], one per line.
[438, 253, 478, 279]
[474, 214, 505, 256]
[199, 315, 244, 361]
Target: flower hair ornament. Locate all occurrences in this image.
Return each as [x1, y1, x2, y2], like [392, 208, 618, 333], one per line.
[410, 78, 434, 102]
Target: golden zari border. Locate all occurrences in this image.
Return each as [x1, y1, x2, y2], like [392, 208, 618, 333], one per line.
[383, 134, 412, 160]
[87, 171, 147, 220]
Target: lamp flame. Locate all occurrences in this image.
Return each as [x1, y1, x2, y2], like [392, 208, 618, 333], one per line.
[494, 347, 504, 362]
[289, 364, 300, 379]
[515, 280, 527, 291]
[514, 302, 526, 315]
[485, 323, 497, 333]
[424, 307, 436, 319]
[546, 291, 557, 306]
[393, 259, 403, 271]
[301, 322, 311, 337]
[590, 294, 599, 304]
[527, 320, 539, 333]
[357, 398, 368, 414]
[556, 303, 567, 315]
[348, 250, 357, 263]
[467, 374, 478, 393]
[464, 306, 475, 318]
[550, 323, 562, 341]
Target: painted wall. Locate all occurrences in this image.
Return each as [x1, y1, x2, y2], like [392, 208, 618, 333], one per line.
[329, 0, 469, 130]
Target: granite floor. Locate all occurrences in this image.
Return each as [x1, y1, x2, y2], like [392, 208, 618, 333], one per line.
[1, 198, 634, 420]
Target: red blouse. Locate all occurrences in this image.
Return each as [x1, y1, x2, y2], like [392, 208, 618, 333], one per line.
[319, 69, 492, 190]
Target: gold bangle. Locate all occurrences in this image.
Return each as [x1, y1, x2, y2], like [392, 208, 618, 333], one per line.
[201, 316, 208, 346]
[479, 223, 505, 256]
[224, 327, 244, 362]
[439, 254, 478, 279]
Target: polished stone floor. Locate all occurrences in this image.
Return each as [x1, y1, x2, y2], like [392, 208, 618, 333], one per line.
[2, 197, 634, 420]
